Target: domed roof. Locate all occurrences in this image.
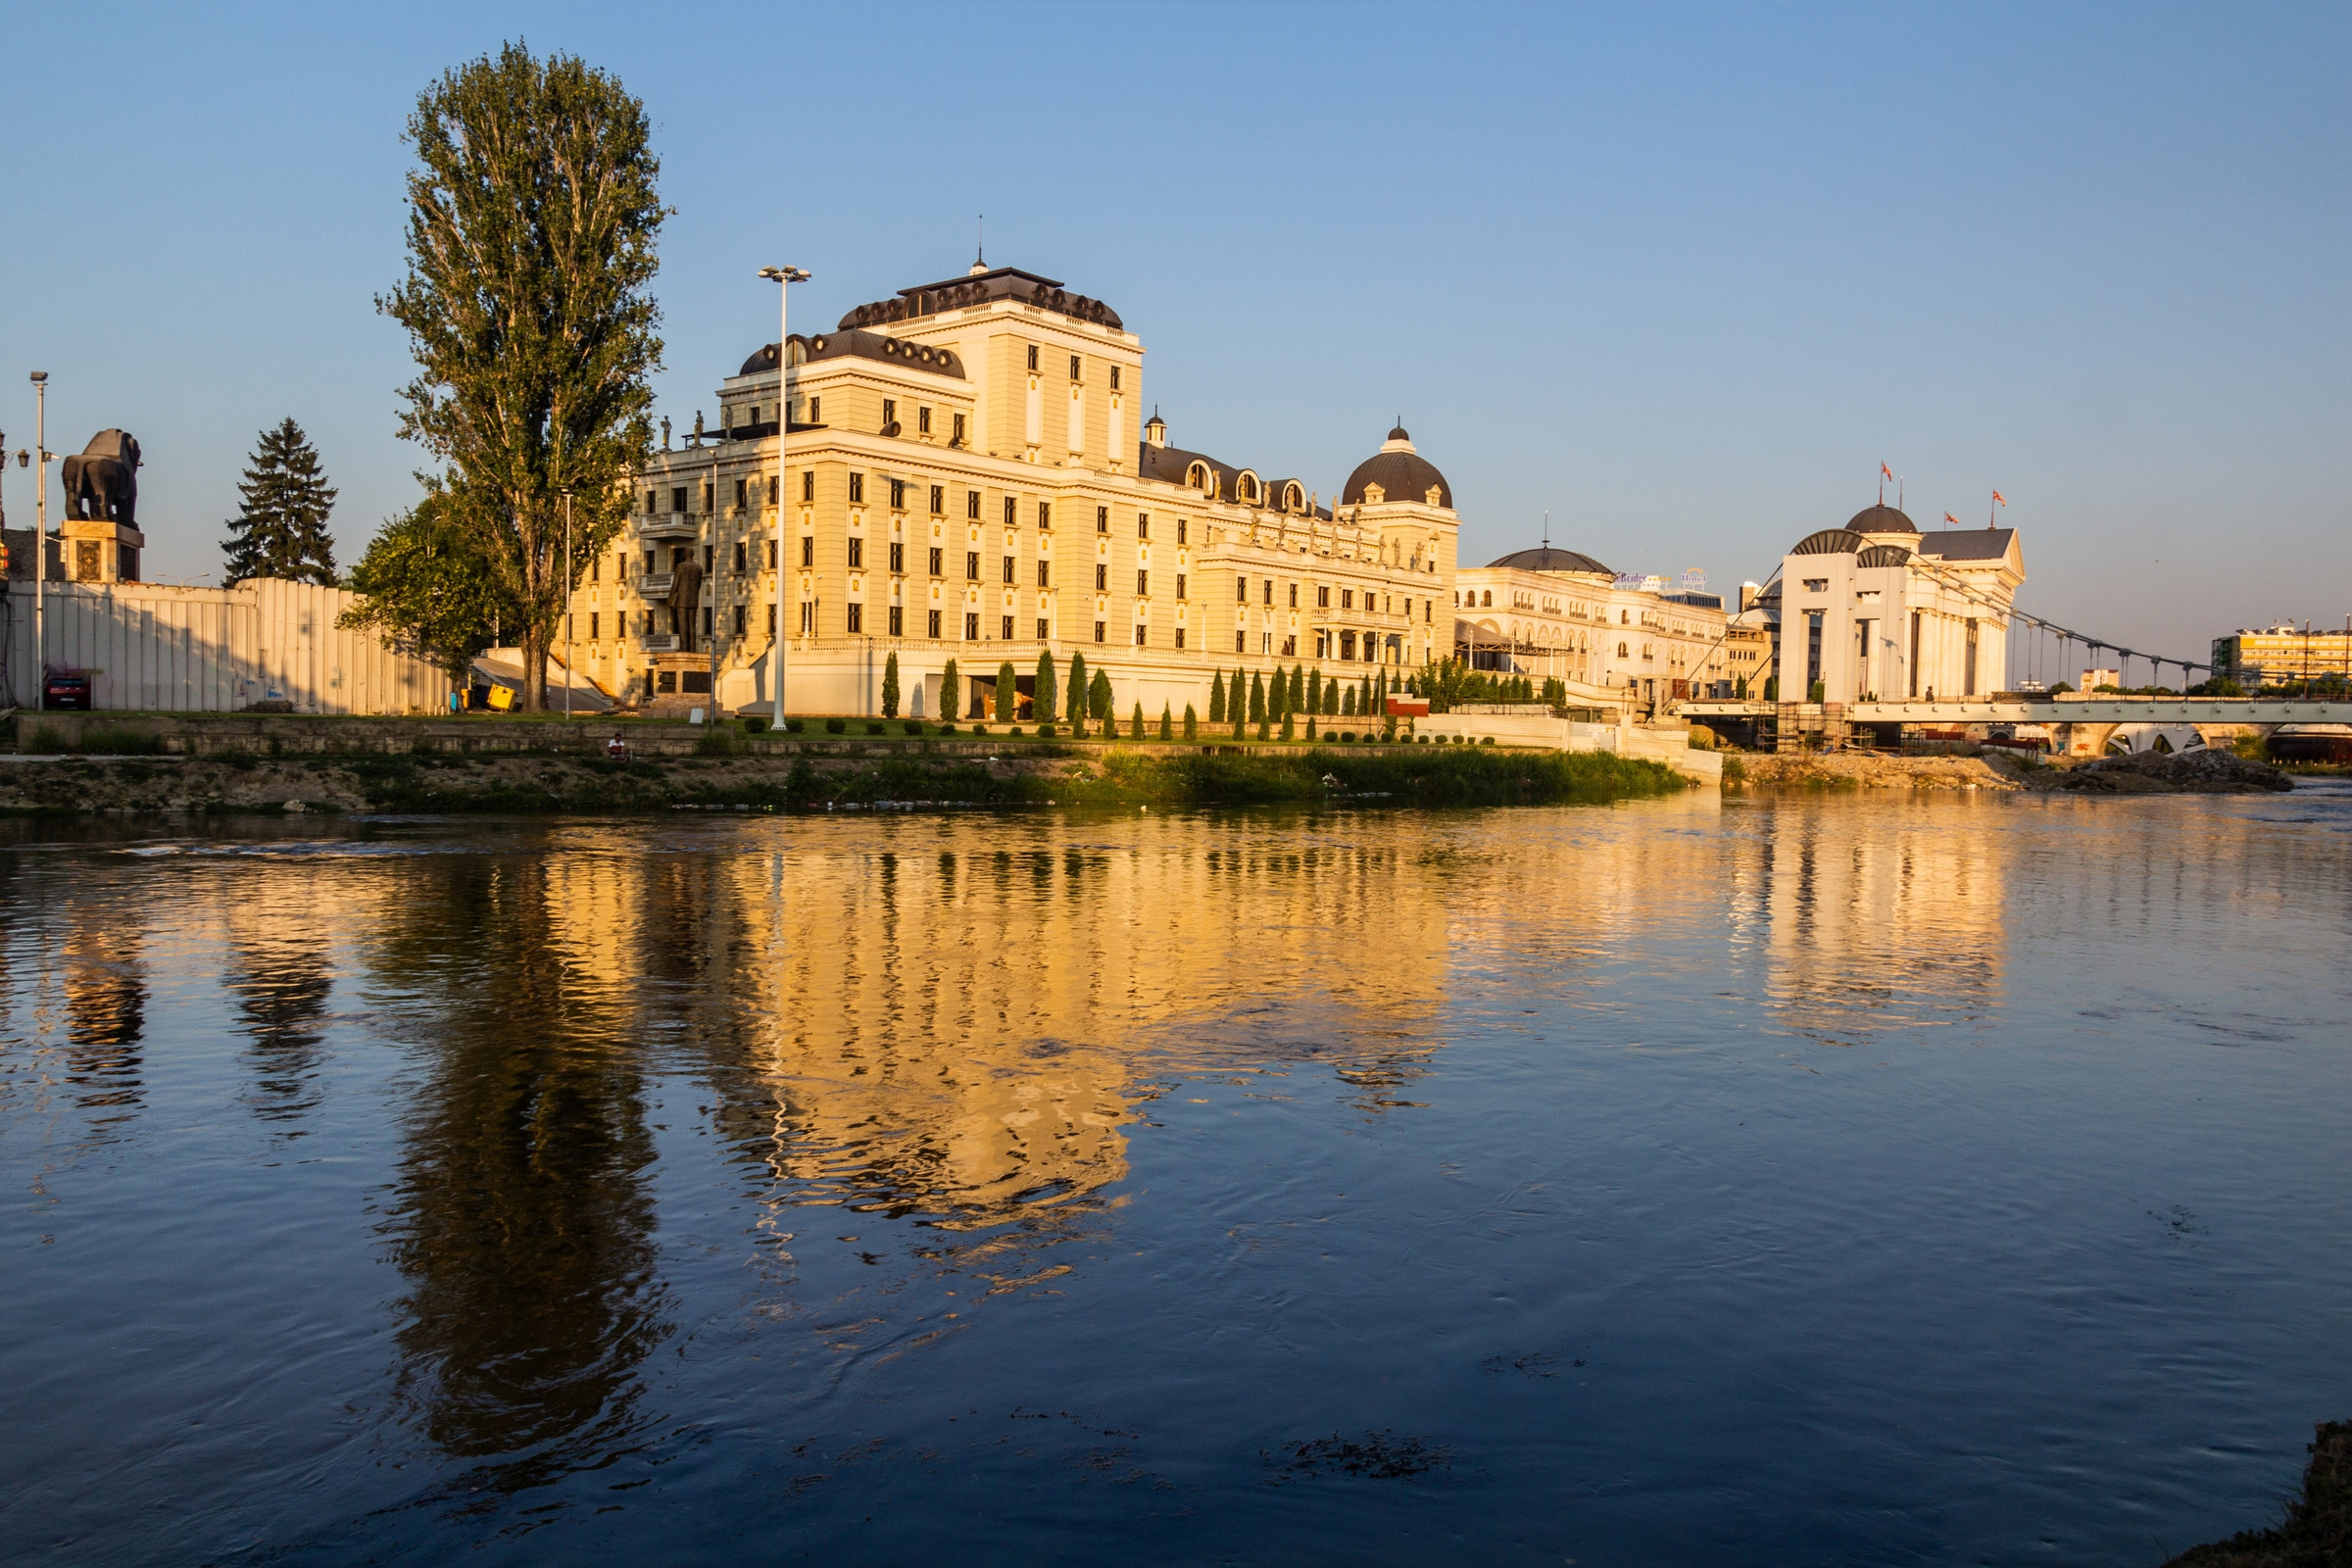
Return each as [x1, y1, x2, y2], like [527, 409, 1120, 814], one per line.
[1486, 546, 1612, 575]
[1341, 424, 1452, 509]
[1846, 504, 1919, 535]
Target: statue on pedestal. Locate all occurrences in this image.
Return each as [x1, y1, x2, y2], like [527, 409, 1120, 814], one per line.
[61, 430, 141, 526]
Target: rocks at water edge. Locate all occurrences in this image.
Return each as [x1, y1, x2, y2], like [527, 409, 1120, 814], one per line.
[2043, 748, 2293, 795]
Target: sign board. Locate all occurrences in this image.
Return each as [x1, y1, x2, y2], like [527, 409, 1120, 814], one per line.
[1681, 568, 1707, 591]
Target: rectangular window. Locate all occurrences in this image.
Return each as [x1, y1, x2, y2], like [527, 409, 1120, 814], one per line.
[1070, 353, 1082, 380]
[928, 547, 943, 576]
[591, 556, 601, 582]
[802, 471, 814, 503]
[1094, 621, 1106, 644]
[1237, 577, 1249, 602]
[767, 539, 777, 568]
[1175, 627, 1185, 649]
[966, 489, 981, 519]
[1038, 502, 1052, 529]
[703, 482, 713, 513]
[965, 612, 980, 640]
[1342, 589, 1353, 610]
[1110, 366, 1121, 391]
[846, 603, 862, 633]
[966, 551, 980, 581]
[917, 406, 932, 435]
[589, 612, 599, 639]
[889, 478, 906, 510]
[644, 550, 655, 573]
[1096, 506, 1108, 534]
[704, 545, 714, 573]
[953, 413, 966, 446]
[735, 478, 748, 509]
[767, 476, 778, 505]
[1026, 345, 1040, 372]
[1176, 517, 1187, 545]
[882, 399, 896, 429]
[1004, 496, 1016, 527]
[1137, 513, 1150, 540]
[1317, 585, 1330, 608]
[1909, 611, 1922, 697]
[1137, 569, 1150, 596]
[733, 605, 746, 636]
[1965, 619, 1980, 696]
[929, 484, 944, 514]
[889, 606, 903, 636]
[734, 542, 748, 572]
[1037, 561, 1051, 587]
[1003, 556, 1015, 584]
[1003, 614, 1015, 640]
[1095, 564, 1108, 591]
[848, 538, 863, 568]
[849, 473, 864, 504]
[1176, 573, 1187, 601]
[928, 609, 942, 638]
[1237, 630, 1247, 653]
[703, 607, 713, 637]
[1134, 624, 1147, 646]
[671, 487, 687, 514]
[801, 602, 814, 633]
[768, 604, 777, 635]
[1806, 612, 1824, 691]
[1263, 580, 1274, 606]
[1289, 583, 1298, 608]
[889, 541, 904, 572]
[1036, 616, 1050, 640]
[807, 395, 820, 423]
[801, 537, 813, 567]
[645, 491, 656, 514]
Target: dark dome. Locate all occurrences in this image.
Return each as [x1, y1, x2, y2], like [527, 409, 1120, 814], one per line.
[740, 342, 782, 376]
[1342, 427, 1451, 509]
[1846, 504, 1919, 535]
[1486, 546, 1611, 575]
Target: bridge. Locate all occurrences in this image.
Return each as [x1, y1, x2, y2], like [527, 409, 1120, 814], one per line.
[1680, 697, 2347, 756]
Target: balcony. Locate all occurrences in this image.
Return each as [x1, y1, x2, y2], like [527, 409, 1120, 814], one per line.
[640, 514, 701, 540]
[636, 572, 674, 596]
[639, 634, 679, 653]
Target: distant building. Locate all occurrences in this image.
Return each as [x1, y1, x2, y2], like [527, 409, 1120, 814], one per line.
[1766, 506, 2026, 703]
[1451, 547, 1770, 707]
[2211, 624, 2352, 689]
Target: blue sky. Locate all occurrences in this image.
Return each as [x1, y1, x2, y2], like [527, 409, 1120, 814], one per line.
[3, 2, 2345, 662]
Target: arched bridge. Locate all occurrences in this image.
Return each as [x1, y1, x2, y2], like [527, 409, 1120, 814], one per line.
[1680, 697, 2345, 757]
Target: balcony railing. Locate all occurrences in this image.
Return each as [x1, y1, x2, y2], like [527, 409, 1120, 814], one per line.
[640, 514, 701, 539]
[635, 572, 674, 596]
[639, 634, 679, 653]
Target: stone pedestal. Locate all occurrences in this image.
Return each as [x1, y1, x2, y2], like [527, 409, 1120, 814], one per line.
[61, 518, 143, 584]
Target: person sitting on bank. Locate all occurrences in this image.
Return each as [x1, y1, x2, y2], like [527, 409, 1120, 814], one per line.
[606, 735, 628, 762]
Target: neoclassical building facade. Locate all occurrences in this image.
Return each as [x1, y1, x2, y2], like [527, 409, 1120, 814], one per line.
[1451, 547, 1771, 706]
[574, 262, 1459, 719]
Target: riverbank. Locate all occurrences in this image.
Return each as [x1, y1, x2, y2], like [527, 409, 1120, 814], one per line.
[0, 741, 1687, 815]
[1728, 748, 2294, 795]
[2163, 1421, 2349, 1565]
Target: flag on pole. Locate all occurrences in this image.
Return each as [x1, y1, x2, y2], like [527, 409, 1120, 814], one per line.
[1991, 491, 2006, 507]
[1943, 513, 1960, 526]
[1882, 463, 1894, 481]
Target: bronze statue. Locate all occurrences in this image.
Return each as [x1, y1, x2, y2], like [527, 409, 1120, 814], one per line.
[666, 559, 704, 654]
[61, 429, 140, 525]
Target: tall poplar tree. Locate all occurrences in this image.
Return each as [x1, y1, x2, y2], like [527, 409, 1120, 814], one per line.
[1035, 651, 1057, 727]
[1208, 670, 1225, 724]
[1306, 667, 1321, 717]
[1289, 664, 1304, 715]
[378, 42, 666, 710]
[881, 651, 901, 717]
[223, 418, 340, 586]
[941, 658, 960, 720]
[1248, 671, 1266, 725]
[1066, 652, 1088, 734]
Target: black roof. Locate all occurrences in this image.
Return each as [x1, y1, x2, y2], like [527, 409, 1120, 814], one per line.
[1914, 528, 2016, 562]
[1846, 504, 1920, 534]
[1342, 448, 1451, 509]
[1485, 546, 1612, 575]
[737, 331, 965, 381]
[837, 266, 1123, 332]
[1136, 440, 1330, 516]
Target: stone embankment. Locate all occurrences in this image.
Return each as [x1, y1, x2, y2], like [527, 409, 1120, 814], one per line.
[1729, 748, 2294, 795]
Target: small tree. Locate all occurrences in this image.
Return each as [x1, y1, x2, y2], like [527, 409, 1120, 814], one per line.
[223, 417, 340, 586]
[1159, 701, 1173, 740]
[1326, 676, 1339, 714]
[1306, 667, 1322, 716]
[1089, 666, 1112, 720]
[1248, 670, 1266, 725]
[1131, 702, 1145, 739]
[1182, 703, 1197, 740]
[1289, 664, 1305, 715]
[1281, 709, 1295, 741]
[339, 489, 515, 689]
[1067, 652, 1089, 734]
[1035, 651, 1057, 726]
[1208, 670, 1226, 724]
[1342, 684, 1356, 717]
[881, 651, 901, 717]
[996, 660, 1018, 722]
[942, 657, 960, 720]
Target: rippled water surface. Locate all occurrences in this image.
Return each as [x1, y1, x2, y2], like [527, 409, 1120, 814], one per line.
[5, 785, 2352, 1566]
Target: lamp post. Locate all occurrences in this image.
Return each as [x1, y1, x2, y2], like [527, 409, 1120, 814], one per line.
[757, 265, 809, 730]
[29, 372, 47, 708]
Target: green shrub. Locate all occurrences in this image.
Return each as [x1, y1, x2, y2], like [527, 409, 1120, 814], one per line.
[742, 715, 769, 734]
[903, 719, 924, 736]
[784, 718, 805, 734]
[1481, 736, 1496, 746]
[937, 722, 956, 735]
[971, 723, 989, 735]
[825, 717, 848, 735]
[1008, 725, 1025, 736]
[864, 720, 885, 735]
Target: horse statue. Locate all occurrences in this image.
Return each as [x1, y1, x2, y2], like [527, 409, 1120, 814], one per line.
[61, 430, 141, 526]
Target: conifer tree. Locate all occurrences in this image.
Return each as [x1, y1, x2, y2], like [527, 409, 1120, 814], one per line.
[1035, 651, 1057, 726]
[1159, 701, 1172, 740]
[1248, 670, 1266, 725]
[996, 660, 1017, 722]
[1208, 670, 1226, 724]
[1325, 677, 1339, 714]
[1343, 684, 1356, 717]
[223, 418, 340, 586]
[1183, 703, 1197, 740]
[942, 658, 960, 720]
[1131, 702, 1145, 739]
[1289, 664, 1304, 715]
[1067, 652, 1089, 734]
[1281, 708, 1295, 741]
[1089, 666, 1111, 721]
[1307, 667, 1322, 716]
[881, 651, 901, 717]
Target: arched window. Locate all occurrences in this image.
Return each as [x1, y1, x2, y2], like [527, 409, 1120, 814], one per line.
[1481, 590, 1493, 607]
[1617, 641, 1629, 658]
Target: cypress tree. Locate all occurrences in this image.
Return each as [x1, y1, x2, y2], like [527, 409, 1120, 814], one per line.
[1248, 670, 1266, 724]
[1067, 652, 1088, 734]
[1307, 667, 1322, 716]
[1089, 666, 1111, 720]
[1131, 702, 1145, 739]
[1281, 708, 1295, 741]
[1325, 676, 1339, 714]
[1343, 684, 1356, 717]
[996, 660, 1017, 722]
[942, 658, 960, 720]
[1036, 651, 1057, 727]
[1289, 664, 1304, 715]
[1208, 669, 1226, 724]
[881, 651, 901, 717]
[223, 417, 340, 586]
[1158, 701, 1172, 740]
[1182, 703, 1197, 740]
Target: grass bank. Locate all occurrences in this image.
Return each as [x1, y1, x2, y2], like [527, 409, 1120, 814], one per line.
[0, 743, 1689, 816]
[2164, 1421, 2350, 1566]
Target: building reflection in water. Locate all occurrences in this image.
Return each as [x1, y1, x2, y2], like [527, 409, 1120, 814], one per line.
[62, 892, 146, 1131]
[225, 907, 335, 1127]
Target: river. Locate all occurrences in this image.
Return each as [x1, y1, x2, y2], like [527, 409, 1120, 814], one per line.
[4, 785, 2350, 1566]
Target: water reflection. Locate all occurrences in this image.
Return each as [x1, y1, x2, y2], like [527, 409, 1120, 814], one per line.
[62, 892, 145, 1129]
[225, 921, 333, 1126]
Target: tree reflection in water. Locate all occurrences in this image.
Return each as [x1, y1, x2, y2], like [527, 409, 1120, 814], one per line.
[366, 853, 669, 1490]
[226, 925, 334, 1127]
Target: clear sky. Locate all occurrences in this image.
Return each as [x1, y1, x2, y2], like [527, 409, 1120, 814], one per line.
[3, 2, 2345, 664]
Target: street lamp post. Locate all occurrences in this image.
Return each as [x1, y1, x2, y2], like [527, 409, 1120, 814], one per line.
[758, 265, 809, 731]
[29, 372, 47, 708]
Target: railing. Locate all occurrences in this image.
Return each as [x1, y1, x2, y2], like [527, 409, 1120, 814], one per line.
[638, 634, 678, 653]
[635, 572, 674, 596]
[640, 514, 700, 539]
